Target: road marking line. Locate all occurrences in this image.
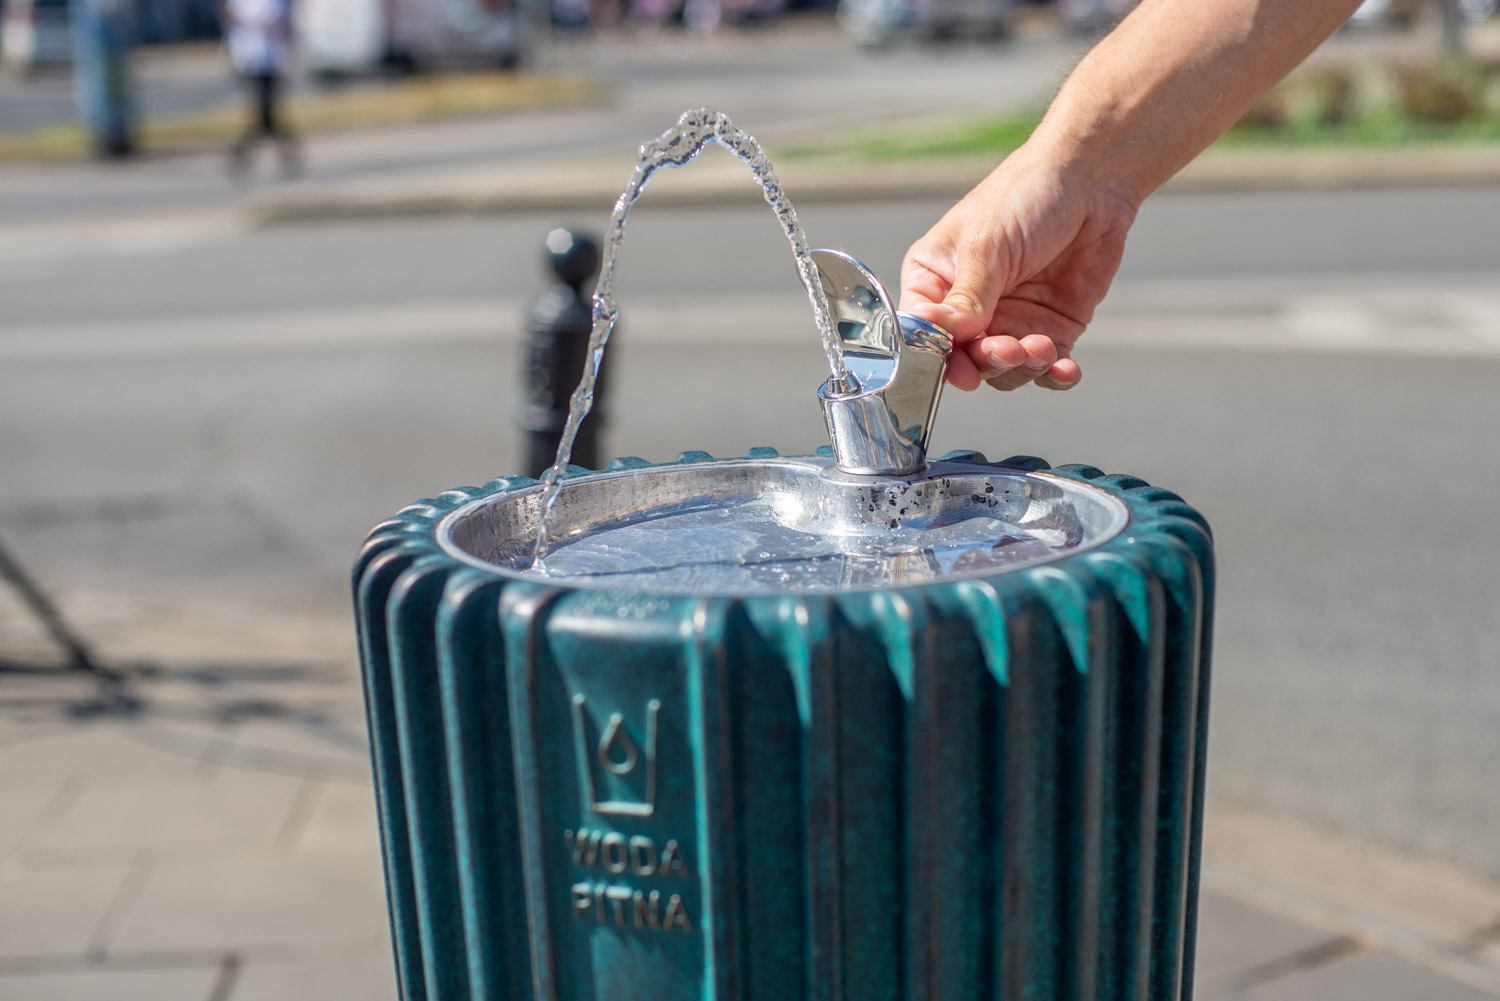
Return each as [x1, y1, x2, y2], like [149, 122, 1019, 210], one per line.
[0, 210, 250, 265]
[3, 290, 1499, 361]
[0, 302, 520, 361]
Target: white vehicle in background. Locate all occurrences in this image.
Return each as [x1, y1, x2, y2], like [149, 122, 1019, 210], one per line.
[1349, 0, 1495, 26]
[837, 0, 1013, 46]
[1348, 0, 1426, 27]
[1054, 0, 1134, 32]
[1, 0, 72, 73]
[298, 0, 527, 77]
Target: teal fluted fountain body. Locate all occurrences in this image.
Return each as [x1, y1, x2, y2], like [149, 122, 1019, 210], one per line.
[352, 445, 1214, 1001]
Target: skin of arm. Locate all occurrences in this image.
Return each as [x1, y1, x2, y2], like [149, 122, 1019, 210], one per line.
[899, 0, 1367, 392]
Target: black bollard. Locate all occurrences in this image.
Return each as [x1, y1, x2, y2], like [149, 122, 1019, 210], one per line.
[521, 227, 607, 479]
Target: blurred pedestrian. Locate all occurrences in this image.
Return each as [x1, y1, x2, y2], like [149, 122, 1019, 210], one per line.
[70, 0, 137, 158]
[222, 0, 300, 177]
[899, 0, 1365, 393]
[682, 0, 720, 33]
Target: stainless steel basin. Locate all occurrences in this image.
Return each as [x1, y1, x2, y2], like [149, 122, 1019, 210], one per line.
[438, 456, 1130, 595]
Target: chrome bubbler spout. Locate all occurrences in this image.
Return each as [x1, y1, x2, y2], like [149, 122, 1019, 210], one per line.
[813, 249, 953, 477]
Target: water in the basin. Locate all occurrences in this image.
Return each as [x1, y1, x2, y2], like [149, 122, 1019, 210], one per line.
[532, 109, 849, 566]
[498, 503, 1064, 594]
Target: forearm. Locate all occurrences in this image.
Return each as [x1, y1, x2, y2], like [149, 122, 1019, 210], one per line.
[1032, 0, 1365, 204]
[899, 0, 1366, 392]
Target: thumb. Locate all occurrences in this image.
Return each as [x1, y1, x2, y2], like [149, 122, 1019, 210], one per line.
[922, 256, 1001, 343]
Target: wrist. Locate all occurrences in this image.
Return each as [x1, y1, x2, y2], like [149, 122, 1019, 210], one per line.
[1024, 90, 1162, 212]
[1006, 112, 1152, 227]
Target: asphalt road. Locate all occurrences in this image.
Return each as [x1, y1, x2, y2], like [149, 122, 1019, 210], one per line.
[2, 183, 1499, 884]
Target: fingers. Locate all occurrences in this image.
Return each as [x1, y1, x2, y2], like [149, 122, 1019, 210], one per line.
[929, 252, 1005, 342]
[1036, 355, 1083, 390]
[898, 254, 953, 316]
[967, 334, 1082, 392]
[944, 349, 983, 392]
[900, 231, 1007, 344]
[903, 237, 1050, 394]
[971, 333, 1055, 380]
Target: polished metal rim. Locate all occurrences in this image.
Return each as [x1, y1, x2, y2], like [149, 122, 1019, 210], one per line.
[435, 456, 1131, 595]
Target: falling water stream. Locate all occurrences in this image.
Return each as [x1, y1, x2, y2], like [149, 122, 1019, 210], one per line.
[532, 109, 851, 566]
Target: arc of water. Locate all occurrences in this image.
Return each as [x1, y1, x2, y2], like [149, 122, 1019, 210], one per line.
[532, 108, 851, 565]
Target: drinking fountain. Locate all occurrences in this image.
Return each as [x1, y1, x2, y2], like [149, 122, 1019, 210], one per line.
[354, 246, 1214, 1001]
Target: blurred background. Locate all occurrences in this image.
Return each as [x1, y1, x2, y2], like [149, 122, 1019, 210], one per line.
[2, 1, 1499, 999]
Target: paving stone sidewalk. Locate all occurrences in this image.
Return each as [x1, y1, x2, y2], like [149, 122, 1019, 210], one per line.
[2, 604, 1498, 1001]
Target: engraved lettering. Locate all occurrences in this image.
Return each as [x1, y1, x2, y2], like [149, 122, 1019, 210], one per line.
[569, 881, 691, 933]
[567, 829, 687, 875]
[629, 835, 657, 876]
[567, 828, 602, 868]
[633, 889, 661, 930]
[663, 893, 693, 932]
[563, 829, 695, 936]
[605, 885, 632, 925]
[660, 839, 691, 878]
[602, 833, 628, 874]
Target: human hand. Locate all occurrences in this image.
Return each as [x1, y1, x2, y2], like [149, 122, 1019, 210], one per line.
[899, 142, 1141, 392]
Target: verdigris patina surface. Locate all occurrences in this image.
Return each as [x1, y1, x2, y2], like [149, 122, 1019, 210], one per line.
[353, 447, 1213, 1001]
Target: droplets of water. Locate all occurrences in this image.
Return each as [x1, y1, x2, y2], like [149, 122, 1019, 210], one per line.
[532, 108, 850, 566]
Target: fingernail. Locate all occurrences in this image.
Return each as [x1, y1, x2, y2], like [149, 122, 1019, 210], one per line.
[933, 304, 962, 327]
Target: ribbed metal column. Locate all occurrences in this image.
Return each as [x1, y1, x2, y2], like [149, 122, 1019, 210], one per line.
[352, 450, 1214, 1001]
